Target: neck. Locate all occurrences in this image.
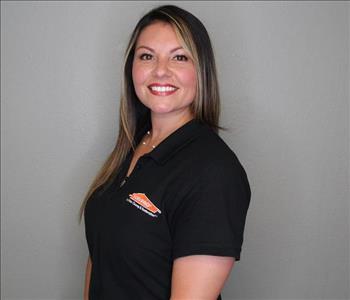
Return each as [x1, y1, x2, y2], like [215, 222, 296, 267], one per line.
[148, 110, 194, 145]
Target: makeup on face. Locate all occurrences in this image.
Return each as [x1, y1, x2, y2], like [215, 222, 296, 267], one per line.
[132, 22, 197, 115]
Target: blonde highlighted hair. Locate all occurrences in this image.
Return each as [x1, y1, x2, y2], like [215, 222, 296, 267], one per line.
[78, 5, 226, 223]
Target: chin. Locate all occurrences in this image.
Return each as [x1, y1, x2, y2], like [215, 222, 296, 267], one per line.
[142, 100, 171, 113]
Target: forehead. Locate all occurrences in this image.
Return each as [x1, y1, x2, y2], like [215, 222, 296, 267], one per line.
[135, 21, 182, 49]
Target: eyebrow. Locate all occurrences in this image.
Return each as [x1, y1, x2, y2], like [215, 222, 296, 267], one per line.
[135, 46, 184, 53]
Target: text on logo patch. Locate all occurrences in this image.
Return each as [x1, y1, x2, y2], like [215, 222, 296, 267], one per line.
[126, 193, 161, 218]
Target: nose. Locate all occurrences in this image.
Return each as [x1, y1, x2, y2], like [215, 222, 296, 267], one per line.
[152, 58, 172, 78]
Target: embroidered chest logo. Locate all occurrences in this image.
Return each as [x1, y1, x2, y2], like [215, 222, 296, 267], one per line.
[126, 193, 162, 218]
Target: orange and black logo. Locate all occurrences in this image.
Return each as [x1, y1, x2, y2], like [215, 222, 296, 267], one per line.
[126, 193, 162, 218]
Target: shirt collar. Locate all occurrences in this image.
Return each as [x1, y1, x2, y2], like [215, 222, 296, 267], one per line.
[135, 118, 209, 165]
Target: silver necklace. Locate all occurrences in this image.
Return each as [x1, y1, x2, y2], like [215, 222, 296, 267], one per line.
[142, 130, 156, 149]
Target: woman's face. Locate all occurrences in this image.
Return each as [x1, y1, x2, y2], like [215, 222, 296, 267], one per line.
[132, 21, 197, 117]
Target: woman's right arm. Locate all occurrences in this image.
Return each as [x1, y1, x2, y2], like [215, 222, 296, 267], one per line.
[84, 256, 92, 300]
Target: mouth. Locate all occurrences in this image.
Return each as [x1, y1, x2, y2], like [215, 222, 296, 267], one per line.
[148, 83, 179, 96]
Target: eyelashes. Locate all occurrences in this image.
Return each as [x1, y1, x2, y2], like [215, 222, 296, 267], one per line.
[138, 53, 188, 62]
[139, 53, 153, 60]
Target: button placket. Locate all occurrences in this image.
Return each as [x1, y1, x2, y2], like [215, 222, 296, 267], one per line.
[118, 157, 146, 190]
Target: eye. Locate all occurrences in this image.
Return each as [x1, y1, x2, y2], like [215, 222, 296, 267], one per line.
[174, 55, 188, 61]
[139, 53, 153, 60]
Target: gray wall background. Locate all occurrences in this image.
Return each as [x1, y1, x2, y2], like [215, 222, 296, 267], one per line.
[1, 1, 349, 300]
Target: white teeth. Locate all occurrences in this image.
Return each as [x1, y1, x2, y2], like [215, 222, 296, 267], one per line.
[150, 86, 177, 92]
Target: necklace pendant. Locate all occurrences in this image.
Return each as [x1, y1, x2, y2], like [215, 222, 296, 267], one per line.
[141, 130, 156, 149]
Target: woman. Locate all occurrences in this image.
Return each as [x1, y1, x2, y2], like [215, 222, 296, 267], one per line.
[80, 5, 251, 300]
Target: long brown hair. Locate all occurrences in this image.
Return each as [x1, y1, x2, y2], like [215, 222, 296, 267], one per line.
[78, 4, 226, 224]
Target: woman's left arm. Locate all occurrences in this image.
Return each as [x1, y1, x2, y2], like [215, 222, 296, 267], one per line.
[170, 255, 235, 300]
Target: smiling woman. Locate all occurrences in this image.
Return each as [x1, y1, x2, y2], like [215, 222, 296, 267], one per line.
[79, 5, 251, 300]
[132, 21, 197, 119]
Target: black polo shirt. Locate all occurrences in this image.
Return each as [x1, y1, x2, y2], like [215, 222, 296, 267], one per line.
[84, 118, 251, 300]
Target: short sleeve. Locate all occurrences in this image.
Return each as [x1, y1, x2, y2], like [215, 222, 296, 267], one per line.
[171, 160, 251, 261]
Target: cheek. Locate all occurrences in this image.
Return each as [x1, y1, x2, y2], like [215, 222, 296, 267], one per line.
[132, 63, 148, 87]
[180, 68, 197, 92]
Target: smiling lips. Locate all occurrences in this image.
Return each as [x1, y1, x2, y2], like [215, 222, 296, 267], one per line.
[148, 83, 179, 96]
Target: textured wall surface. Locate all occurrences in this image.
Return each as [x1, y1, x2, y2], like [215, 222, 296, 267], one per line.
[1, 1, 349, 299]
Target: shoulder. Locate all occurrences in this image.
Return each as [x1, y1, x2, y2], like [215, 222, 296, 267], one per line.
[189, 122, 247, 177]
